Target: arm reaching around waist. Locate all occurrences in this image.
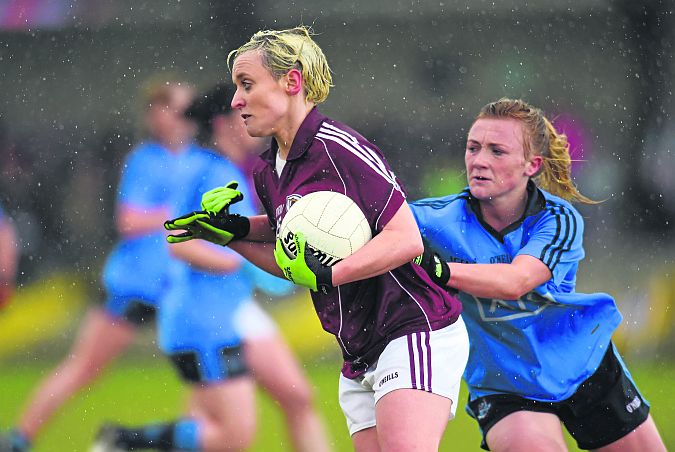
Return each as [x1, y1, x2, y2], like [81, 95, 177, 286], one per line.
[448, 255, 551, 299]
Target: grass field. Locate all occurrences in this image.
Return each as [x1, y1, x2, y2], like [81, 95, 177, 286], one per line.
[2, 357, 674, 451]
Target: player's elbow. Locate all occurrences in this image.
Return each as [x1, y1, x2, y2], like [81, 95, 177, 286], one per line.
[501, 275, 532, 300]
[411, 238, 424, 259]
[404, 232, 424, 260]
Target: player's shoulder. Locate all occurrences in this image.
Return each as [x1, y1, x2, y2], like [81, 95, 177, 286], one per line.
[187, 144, 222, 164]
[410, 190, 471, 232]
[129, 140, 166, 156]
[124, 140, 168, 165]
[314, 117, 380, 155]
[411, 189, 471, 212]
[538, 189, 583, 222]
[192, 145, 245, 177]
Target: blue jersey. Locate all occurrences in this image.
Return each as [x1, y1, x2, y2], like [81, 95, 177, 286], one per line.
[158, 147, 258, 355]
[410, 182, 622, 402]
[102, 141, 178, 306]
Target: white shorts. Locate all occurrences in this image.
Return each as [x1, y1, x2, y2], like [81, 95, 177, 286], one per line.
[233, 299, 279, 341]
[338, 316, 469, 436]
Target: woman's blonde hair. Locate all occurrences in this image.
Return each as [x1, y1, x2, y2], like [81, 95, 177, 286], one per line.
[476, 98, 597, 204]
[227, 25, 333, 104]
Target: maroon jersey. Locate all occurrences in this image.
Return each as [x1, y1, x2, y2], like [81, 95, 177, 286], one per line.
[252, 108, 462, 378]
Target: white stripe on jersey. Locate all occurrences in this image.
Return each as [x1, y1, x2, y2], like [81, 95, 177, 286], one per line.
[316, 137, 347, 195]
[320, 123, 392, 177]
[375, 186, 395, 231]
[317, 123, 401, 192]
[319, 123, 399, 187]
[317, 130, 395, 186]
[388, 270, 432, 330]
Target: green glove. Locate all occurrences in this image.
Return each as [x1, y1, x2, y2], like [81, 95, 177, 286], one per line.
[201, 181, 244, 215]
[164, 210, 250, 246]
[274, 232, 333, 294]
[413, 240, 451, 286]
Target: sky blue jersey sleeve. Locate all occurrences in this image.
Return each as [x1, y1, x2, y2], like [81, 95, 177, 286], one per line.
[409, 195, 462, 255]
[518, 203, 585, 288]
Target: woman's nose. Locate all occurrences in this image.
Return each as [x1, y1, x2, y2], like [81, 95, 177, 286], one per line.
[231, 91, 244, 109]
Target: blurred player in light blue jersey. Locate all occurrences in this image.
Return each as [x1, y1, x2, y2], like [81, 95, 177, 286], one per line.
[184, 83, 331, 452]
[92, 84, 330, 452]
[93, 144, 257, 452]
[0, 203, 18, 309]
[0, 80, 195, 452]
[411, 98, 666, 452]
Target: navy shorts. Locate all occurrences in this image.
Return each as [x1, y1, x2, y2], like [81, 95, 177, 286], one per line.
[467, 345, 650, 450]
[167, 343, 248, 384]
[103, 295, 157, 326]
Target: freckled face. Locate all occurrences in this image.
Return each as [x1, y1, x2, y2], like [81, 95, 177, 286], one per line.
[465, 118, 539, 203]
[230, 51, 290, 138]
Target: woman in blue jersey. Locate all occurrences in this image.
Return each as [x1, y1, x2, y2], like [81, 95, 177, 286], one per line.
[410, 98, 666, 451]
[93, 143, 258, 452]
[166, 26, 468, 452]
[92, 87, 331, 452]
[0, 81, 196, 452]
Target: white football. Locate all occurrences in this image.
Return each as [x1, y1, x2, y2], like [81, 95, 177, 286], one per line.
[279, 191, 372, 267]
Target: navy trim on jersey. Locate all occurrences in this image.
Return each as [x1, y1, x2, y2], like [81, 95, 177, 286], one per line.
[540, 201, 578, 271]
[466, 181, 546, 243]
[412, 190, 471, 210]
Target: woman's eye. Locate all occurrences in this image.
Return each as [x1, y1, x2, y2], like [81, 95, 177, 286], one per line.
[492, 148, 504, 155]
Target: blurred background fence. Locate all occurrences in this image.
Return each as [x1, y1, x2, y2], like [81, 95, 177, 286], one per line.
[0, 0, 674, 449]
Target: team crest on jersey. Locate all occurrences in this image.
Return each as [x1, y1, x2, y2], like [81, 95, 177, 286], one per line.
[462, 291, 555, 322]
[286, 194, 302, 211]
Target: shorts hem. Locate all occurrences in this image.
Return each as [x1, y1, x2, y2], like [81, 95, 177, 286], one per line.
[349, 420, 377, 436]
[576, 407, 650, 450]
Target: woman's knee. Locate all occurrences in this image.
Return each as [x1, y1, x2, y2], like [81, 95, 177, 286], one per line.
[279, 379, 315, 413]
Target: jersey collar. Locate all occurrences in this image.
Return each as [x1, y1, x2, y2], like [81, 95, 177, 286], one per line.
[467, 180, 546, 242]
[260, 107, 326, 167]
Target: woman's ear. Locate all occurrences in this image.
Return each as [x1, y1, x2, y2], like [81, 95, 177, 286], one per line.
[285, 68, 303, 96]
[525, 155, 543, 177]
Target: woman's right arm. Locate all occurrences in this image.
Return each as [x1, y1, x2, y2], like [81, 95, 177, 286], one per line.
[448, 255, 552, 300]
[227, 214, 283, 277]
